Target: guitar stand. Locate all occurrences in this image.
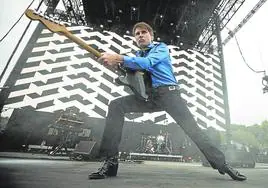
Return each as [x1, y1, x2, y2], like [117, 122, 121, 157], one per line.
[49, 142, 68, 156]
[48, 131, 70, 156]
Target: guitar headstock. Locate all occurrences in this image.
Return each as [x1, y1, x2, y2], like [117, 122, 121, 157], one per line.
[25, 9, 68, 33]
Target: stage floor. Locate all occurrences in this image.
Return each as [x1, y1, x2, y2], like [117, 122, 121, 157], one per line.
[0, 152, 268, 188]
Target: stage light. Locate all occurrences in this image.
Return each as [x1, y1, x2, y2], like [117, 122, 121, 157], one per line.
[131, 7, 137, 11]
[191, 0, 197, 6]
[262, 75, 268, 93]
[130, 6, 139, 21]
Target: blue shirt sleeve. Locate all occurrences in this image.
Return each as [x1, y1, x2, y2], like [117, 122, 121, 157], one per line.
[122, 43, 169, 71]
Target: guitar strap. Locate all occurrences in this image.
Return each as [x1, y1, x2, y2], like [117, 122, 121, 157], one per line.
[139, 48, 153, 94]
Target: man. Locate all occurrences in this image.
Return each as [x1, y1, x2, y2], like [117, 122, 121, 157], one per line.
[88, 22, 247, 181]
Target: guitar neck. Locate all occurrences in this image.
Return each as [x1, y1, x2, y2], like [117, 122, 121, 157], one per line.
[62, 30, 101, 58]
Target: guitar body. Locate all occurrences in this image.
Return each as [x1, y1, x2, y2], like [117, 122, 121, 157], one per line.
[115, 68, 149, 100]
[25, 9, 149, 100]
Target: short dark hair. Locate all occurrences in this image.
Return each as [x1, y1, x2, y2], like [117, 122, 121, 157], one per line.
[132, 22, 154, 39]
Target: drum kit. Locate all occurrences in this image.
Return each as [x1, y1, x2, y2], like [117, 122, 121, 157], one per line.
[138, 130, 172, 154]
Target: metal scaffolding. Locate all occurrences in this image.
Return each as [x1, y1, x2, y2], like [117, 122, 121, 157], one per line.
[44, 0, 86, 25]
[197, 0, 245, 53]
[222, 0, 268, 45]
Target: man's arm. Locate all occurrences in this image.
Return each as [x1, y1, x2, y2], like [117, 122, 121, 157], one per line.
[123, 43, 169, 70]
[98, 43, 169, 70]
[98, 53, 124, 66]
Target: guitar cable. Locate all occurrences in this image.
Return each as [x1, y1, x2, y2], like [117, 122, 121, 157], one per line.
[0, 0, 36, 43]
[227, 28, 267, 94]
[0, 0, 44, 84]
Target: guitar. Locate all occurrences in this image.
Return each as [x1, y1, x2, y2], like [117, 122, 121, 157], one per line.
[25, 9, 149, 100]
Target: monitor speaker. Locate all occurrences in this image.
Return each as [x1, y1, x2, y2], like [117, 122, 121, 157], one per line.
[73, 140, 96, 155]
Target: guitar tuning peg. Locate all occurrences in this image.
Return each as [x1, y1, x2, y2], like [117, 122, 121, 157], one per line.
[53, 16, 58, 21]
[35, 10, 42, 15]
[65, 22, 71, 26]
[54, 20, 59, 24]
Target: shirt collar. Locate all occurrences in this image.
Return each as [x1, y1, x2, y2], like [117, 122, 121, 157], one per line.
[137, 42, 155, 56]
[140, 43, 154, 51]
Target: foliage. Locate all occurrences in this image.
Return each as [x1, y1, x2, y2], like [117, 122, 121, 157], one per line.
[228, 120, 268, 149]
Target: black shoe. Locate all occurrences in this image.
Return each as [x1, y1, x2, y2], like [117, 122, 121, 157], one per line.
[88, 157, 118, 179]
[218, 163, 247, 181]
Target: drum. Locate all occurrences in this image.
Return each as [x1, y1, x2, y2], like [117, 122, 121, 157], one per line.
[145, 136, 156, 153]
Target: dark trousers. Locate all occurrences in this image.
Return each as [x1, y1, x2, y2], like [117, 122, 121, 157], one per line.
[99, 86, 225, 169]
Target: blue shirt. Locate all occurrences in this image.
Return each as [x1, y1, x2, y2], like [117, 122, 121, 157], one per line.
[123, 42, 178, 88]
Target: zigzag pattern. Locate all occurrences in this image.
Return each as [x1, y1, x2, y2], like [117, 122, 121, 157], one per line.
[4, 25, 226, 130]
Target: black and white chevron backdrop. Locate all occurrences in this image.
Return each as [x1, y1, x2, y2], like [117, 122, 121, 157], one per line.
[2, 25, 226, 131]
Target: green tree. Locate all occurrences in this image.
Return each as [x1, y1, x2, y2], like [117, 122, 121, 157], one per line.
[231, 129, 260, 148]
[259, 120, 268, 147]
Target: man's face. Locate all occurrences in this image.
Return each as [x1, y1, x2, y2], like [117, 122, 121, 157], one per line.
[134, 27, 153, 48]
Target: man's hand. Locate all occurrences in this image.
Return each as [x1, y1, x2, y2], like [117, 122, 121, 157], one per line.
[98, 52, 123, 67]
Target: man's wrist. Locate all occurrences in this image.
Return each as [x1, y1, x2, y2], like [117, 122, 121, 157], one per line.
[115, 54, 124, 65]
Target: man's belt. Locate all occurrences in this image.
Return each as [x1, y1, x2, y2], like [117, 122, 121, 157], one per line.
[153, 85, 180, 92]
